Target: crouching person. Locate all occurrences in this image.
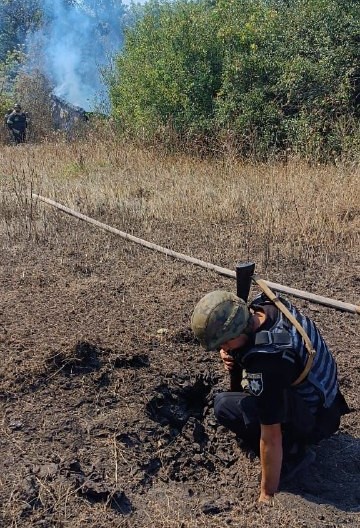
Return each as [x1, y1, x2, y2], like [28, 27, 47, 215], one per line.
[191, 290, 350, 504]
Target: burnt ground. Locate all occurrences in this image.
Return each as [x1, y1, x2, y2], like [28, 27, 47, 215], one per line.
[0, 210, 359, 528]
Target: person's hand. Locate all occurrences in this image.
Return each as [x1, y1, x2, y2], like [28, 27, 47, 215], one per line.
[258, 492, 274, 506]
[219, 349, 234, 371]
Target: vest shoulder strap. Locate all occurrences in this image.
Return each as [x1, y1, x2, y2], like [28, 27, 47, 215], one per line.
[253, 276, 315, 385]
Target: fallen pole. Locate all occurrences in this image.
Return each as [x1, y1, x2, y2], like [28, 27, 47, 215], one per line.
[32, 193, 360, 315]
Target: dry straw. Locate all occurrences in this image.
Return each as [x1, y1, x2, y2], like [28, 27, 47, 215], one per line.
[1, 135, 359, 272]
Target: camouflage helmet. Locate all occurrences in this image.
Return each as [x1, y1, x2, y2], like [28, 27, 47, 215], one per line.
[191, 290, 250, 351]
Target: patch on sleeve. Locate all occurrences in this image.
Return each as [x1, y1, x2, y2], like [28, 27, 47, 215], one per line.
[246, 372, 263, 396]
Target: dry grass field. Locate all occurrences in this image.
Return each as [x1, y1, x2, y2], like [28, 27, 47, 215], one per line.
[0, 135, 359, 527]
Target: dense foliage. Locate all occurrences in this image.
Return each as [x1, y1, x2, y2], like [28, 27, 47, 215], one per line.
[1, 0, 359, 159]
[0, 0, 42, 61]
[0, 0, 117, 62]
[0, 0, 129, 127]
[111, 0, 360, 159]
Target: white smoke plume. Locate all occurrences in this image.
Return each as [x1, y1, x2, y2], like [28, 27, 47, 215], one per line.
[29, 0, 128, 111]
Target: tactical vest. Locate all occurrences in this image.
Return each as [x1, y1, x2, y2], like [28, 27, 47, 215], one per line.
[240, 294, 339, 414]
[8, 112, 27, 131]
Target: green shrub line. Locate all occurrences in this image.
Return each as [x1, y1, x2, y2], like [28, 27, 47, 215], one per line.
[110, 0, 360, 161]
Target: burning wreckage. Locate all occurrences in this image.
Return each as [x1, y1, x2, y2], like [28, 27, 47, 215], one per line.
[50, 94, 89, 133]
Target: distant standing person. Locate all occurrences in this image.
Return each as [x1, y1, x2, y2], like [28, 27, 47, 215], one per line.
[7, 103, 28, 144]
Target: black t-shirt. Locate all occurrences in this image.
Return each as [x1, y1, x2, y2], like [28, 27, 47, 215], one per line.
[240, 304, 303, 425]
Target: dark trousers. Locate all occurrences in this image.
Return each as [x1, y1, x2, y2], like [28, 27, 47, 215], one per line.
[12, 129, 26, 144]
[214, 390, 347, 455]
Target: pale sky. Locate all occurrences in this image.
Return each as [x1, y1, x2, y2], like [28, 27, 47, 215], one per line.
[123, 0, 147, 4]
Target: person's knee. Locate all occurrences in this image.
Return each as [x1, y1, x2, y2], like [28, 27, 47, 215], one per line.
[214, 392, 231, 420]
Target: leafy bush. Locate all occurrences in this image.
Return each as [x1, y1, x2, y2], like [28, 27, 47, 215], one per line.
[111, 0, 360, 160]
[0, 0, 42, 61]
[111, 0, 222, 141]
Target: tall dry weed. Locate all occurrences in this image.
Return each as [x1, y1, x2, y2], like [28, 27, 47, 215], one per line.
[0, 135, 359, 273]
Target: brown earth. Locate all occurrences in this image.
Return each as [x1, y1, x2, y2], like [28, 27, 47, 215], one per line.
[1, 206, 359, 528]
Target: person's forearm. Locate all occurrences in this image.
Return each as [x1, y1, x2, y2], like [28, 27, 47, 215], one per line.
[260, 435, 282, 497]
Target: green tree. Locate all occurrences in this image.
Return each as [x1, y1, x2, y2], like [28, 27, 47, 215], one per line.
[0, 0, 42, 60]
[111, 0, 360, 159]
[272, 0, 360, 157]
[213, 0, 283, 156]
[111, 0, 222, 138]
